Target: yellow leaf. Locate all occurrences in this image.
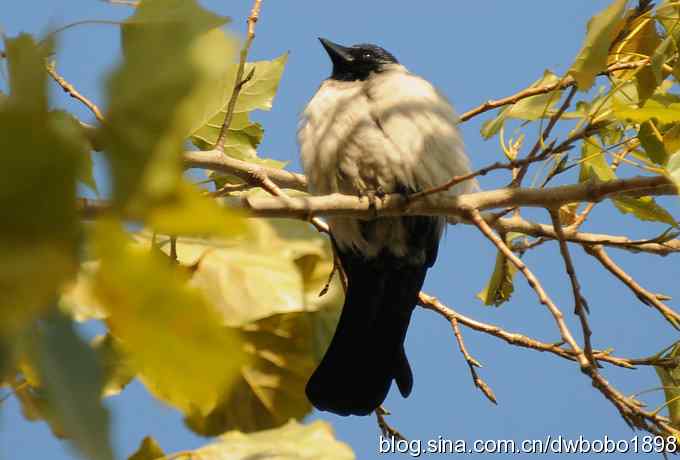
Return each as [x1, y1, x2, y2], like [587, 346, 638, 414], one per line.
[93, 221, 247, 415]
[569, 0, 627, 90]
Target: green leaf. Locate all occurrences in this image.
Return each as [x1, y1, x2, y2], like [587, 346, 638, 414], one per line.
[0, 35, 82, 337]
[612, 196, 678, 226]
[181, 420, 355, 460]
[476, 234, 519, 307]
[29, 312, 114, 460]
[507, 70, 562, 120]
[479, 71, 562, 140]
[655, 342, 680, 428]
[579, 137, 616, 182]
[667, 150, 680, 189]
[104, 0, 234, 209]
[638, 120, 668, 165]
[145, 219, 343, 434]
[92, 221, 247, 415]
[568, 0, 627, 91]
[480, 107, 510, 140]
[189, 53, 289, 159]
[128, 436, 166, 460]
[614, 98, 680, 124]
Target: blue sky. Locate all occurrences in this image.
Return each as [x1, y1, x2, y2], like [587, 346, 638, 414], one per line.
[2, 1, 680, 459]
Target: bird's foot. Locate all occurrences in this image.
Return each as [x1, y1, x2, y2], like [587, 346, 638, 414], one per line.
[362, 187, 386, 218]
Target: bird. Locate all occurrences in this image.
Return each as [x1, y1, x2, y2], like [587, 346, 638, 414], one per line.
[298, 38, 477, 416]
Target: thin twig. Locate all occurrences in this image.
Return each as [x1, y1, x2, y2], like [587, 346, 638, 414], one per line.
[46, 62, 104, 122]
[466, 208, 679, 435]
[417, 292, 656, 369]
[214, 0, 262, 151]
[511, 86, 577, 187]
[466, 209, 588, 367]
[449, 315, 497, 404]
[583, 244, 680, 330]
[549, 208, 597, 367]
[458, 60, 648, 122]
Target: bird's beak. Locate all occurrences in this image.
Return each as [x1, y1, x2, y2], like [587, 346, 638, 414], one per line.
[319, 37, 354, 64]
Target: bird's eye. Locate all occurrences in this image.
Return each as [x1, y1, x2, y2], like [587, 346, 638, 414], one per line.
[362, 52, 373, 60]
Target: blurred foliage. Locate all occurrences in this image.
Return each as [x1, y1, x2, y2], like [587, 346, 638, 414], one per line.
[0, 0, 346, 457]
[2, 0, 680, 457]
[129, 420, 354, 460]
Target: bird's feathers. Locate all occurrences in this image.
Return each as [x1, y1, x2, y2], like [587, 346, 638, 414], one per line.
[299, 51, 475, 416]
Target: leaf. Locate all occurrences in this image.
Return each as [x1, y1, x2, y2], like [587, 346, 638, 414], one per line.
[28, 312, 114, 460]
[614, 98, 680, 124]
[128, 436, 166, 460]
[479, 71, 562, 140]
[609, 10, 662, 102]
[60, 261, 109, 322]
[477, 234, 519, 307]
[92, 221, 247, 415]
[579, 137, 616, 182]
[184, 312, 319, 435]
[181, 420, 355, 460]
[568, 0, 627, 91]
[667, 150, 680, 189]
[146, 180, 248, 237]
[480, 107, 510, 140]
[612, 196, 678, 226]
[104, 0, 234, 210]
[189, 53, 289, 159]
[150, 219, 343, 434]
[0, 35, 82, 337]
[655, 342, 680, 428]
[638, 120, 668, 165]
[92, 334, 136, 398]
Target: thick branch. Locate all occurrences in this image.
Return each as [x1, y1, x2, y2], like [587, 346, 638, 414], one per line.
[242, 175, 674, 219]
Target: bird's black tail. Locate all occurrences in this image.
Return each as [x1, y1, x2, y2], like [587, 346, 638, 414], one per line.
[305, 247, 429, 416]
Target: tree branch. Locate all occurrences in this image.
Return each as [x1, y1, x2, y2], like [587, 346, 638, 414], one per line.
[583, 244, 680, 330]
[242, 175, 674, 219]
[214, 0, 262, 151]
[458, 60, 648, 122]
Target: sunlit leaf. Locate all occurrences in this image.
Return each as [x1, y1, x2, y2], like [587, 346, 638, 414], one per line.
[638, 120, 668, 165]
[477, 234, 519, 307]
[612, 196, 678, 226]
[141, 219, 342, 434]
[189, 53, 289, 159]
[569, 0, 627, 90]
[60, 262, 108, 322]
[579, 137, 616, 182]
[92, 221, 247, 415]
[178, 420, 355, 460]
[479, 71, 562, 140]
[480, 107, 510, 140]
[614, 98, 680, 124]
[128, 436, 165, 460]
[609, 10, 662, 101]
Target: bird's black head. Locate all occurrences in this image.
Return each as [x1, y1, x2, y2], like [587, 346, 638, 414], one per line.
[319, 38, 399, 82]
